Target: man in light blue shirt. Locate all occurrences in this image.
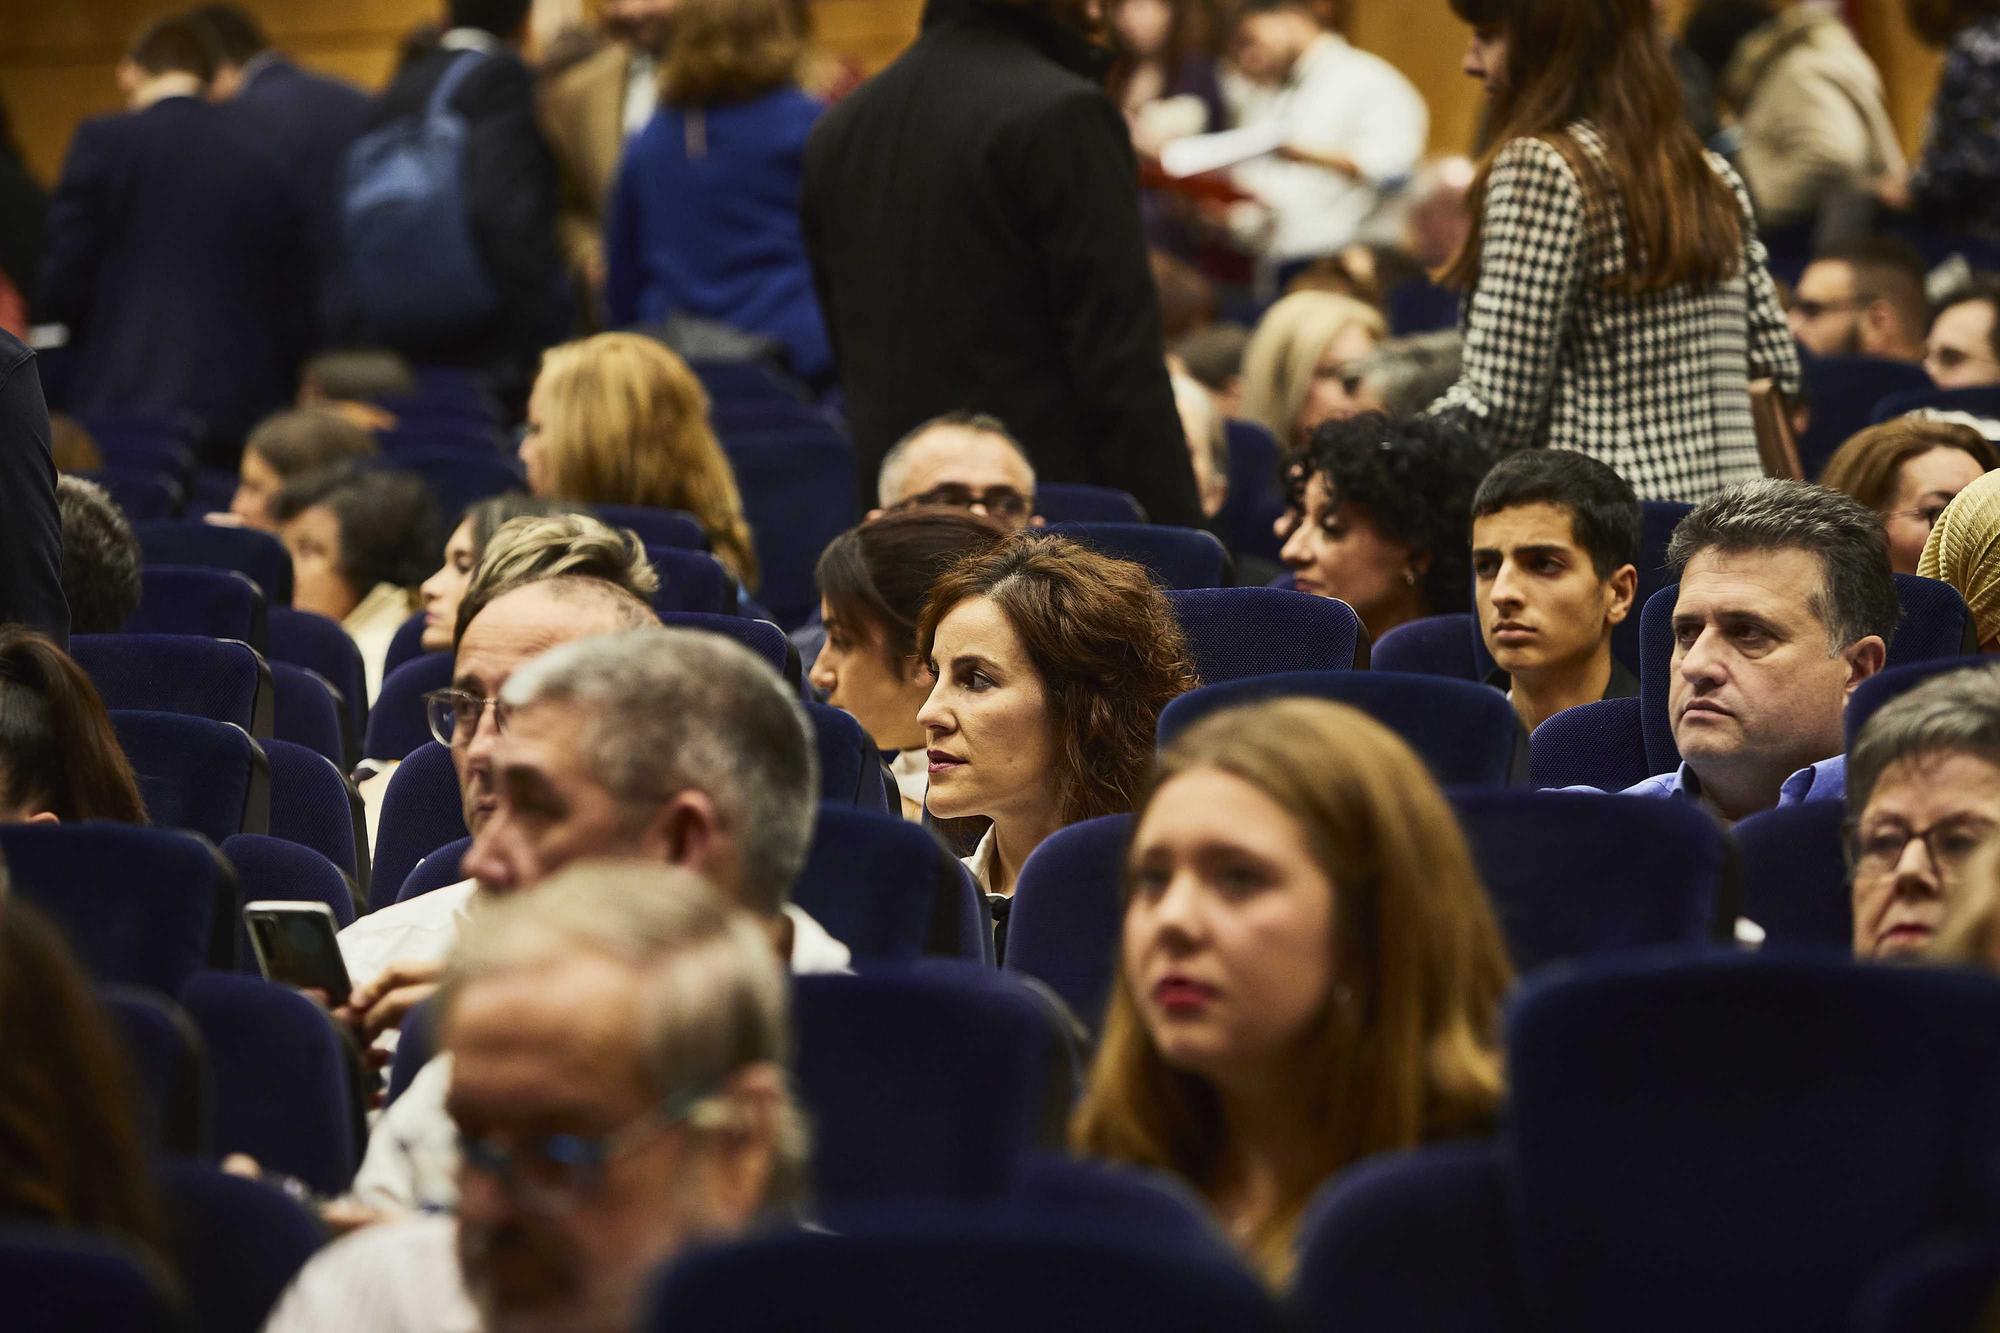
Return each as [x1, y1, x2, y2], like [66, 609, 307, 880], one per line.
[1620, 479, 1897, 824]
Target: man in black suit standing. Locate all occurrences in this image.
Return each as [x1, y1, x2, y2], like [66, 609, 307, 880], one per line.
[193, 4, 370, 347]
[39, 15, 310, 464]
[361, 0, 566, 405]
[0, 330, 70, 645]
[801, 0, 1203, 528]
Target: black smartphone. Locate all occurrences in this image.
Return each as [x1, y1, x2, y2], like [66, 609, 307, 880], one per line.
[243, 902, 353, 1006]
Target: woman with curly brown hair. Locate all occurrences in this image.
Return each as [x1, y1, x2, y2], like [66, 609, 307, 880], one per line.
[916, 532, 1200, 898]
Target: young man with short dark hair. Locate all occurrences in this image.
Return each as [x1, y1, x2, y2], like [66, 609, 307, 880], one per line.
[1471, 450, 1641, 733]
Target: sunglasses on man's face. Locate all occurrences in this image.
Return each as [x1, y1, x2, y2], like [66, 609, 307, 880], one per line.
[899, 483, 1032, 518]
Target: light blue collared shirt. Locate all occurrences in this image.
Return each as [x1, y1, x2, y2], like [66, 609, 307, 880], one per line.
[1616, 754, 1848, 813]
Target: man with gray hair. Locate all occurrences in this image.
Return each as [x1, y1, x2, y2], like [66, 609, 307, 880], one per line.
[265, 861, 802, 1333]
[1619, 478, 1897, 821]
[870, 411, 1040, 531]
[1847, 665, 2000, 960]
[345, 627, 843, 1216]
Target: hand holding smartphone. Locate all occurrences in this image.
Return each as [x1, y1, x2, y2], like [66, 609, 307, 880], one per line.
[244, 902, 353, 1007]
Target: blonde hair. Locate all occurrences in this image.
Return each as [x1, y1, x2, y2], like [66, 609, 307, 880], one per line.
[1237, 292, 1386, 449]
[1071, 698, 1513, 1287]
[662, 0, 806, 107]
[533, 334, 760, 590]
[1919, 468, 2000, 648]
[453, 513, 661, 645]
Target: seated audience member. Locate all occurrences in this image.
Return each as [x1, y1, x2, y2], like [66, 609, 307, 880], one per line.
[1238, 292, 1387, 450]
[812, 509, 1010, 819]
[1172, 366, 1230, 519]
[265, 864, 800, 1333]
[55, 476, 142, 634]
[1919, 468, 2000, 652]
[1071, 697, 1511, 1286]
[1109, 0, 1223, 163]
[295, 349, 416, 433]
[1622, 479, 1895, 819]
[273, 466, 438, 700]
[1279, 413, 1489, 647]
[418, 495, 566, 653]
[1821, 419, 1996, 575]
[1847, 665, 2000, 960]
[871, 412, 1040, 530]
[226, 409, 379, 531]
[1346, 329, 1462, 420]
[1471, 451, 1641, 732]
[349, 627, 840, 1214]
[0, 628, 147, 824]
[521, 333, 759, 588]
[0, 894, 168, 1274]
[1172, 323, 1251, 421]
[918, 532, 1199, 899]
[603, 0, 831, 385]
[342, 513, 661, 991]
[1927, 279, 2000, 390]
[1221, 0, 1426, 267]
[1785, 240, 1929, 363]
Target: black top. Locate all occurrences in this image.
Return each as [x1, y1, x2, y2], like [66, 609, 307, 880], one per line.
[0, 332, 70, 644]
[1484, 654, 1640, 702]
[800, 0, 1203, 527]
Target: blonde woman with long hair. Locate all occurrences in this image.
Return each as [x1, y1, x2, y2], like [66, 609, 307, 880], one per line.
[1071, 697, 1513, 1286]
[520, 333, 761, 589]
[1237, 292, 1388, 449]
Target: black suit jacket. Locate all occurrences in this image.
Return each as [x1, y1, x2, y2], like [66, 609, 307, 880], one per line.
[0, 332, 69, 644]
[801, 0, 1202, 527]
[365, 43, 565, 386]
[39, 96, 310, 457]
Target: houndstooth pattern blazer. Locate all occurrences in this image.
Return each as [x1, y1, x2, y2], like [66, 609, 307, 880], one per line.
[1429, 122, 1801, 503]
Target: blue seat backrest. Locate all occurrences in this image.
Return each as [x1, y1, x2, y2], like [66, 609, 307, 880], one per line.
[649, 547, 739, 617]
[72, 633, 269, 736]
[1798, 356, 1933, 479]
[0, 1225, 182, 1332]
[268, 607, 371, 748]
[594, 504, 711, 550]
[1872, 383, 2000, 425]
[264, 738, 367, 891]
[1158, 671, 1526, 788]
[1166, 587, 1361, 681]
[112, 709, 270, 844]
[365, 652, 453, 761]
[103, 987, 209, 1158]
[690, 357, 812, 405]
[1004, 814, 1132, 1035]
[1035, 483, 1147, 524]
[1220, 418, 1285, 564]
[1527, 696, 1650, 792]
[79, 467, 181, 521]
[268, 662, 348, 767]
[371, 741, 468, 911]
[157, 1158, 324, 1333]
[722, 429, 859, 628]
[805, 701, 892, 812]
[793, 805, 970, 962]
[1372, 613, 1480, 681]
[659, 612, 788, 677]
[376, 417, 509, 454]
[377, 447, 521, 520]
[129, 566, 267, 650]
[223, 833, 356, 928]
[1846, 658, 1986, 752]
[1613, 500, 1692, 676]
[396, 834, 472, 905]
[135, 521, 294, 606]
[1049, 521, 1231, 590]
[382, 610, 430, 680]
[1734, 800, 1851, 952]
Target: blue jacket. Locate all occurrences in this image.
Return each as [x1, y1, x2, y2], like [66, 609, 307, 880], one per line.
[605, 89, 831, 384]
[40, 95, 310, 457]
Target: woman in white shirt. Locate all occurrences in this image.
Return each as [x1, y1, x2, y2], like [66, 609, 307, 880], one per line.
[916, 532, 1200, 899]
[810, 508, 1009, 821]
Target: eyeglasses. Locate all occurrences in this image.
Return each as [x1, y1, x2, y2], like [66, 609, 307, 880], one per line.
[897, 483, 1032, 519]
[1843, 816, 1997, 878]
[1884, 500, 1957, 531]
[457, 1086, 717, 1215]
[422, 688, 509, 747]
[1791, 296, 1872, 322]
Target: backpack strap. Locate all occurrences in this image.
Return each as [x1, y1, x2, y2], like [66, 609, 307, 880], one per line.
[426, 48, 487, 119]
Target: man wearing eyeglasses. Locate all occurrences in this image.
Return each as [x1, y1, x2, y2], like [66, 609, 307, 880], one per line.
[265, 862, 800, 1333]
[1925, 282, 2000, 391]
[1848, 665, 2000, 960]
[1786, 240, 1928, 364]
[871, 412, 1043, 531]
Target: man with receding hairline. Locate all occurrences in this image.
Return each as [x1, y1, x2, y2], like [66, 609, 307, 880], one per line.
[872, 413, 1042, 531]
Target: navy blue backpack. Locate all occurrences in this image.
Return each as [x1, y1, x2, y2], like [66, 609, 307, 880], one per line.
[339, 51, 502, 345]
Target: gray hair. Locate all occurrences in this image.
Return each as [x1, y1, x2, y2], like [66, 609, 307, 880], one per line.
[455, 512, 661, 646]
[876, 412, 1035, 509]
[438, 860, 806, 1204]
[1351, 331, 1463, 420]
[55, 477, 142, 634]
[1849, 665, 2000, 813]
[500, 628, 818, 913]
[1666, 478, 1900, 651]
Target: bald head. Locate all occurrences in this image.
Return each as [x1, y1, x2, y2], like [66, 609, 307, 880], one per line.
[875, 415, 1037, 529]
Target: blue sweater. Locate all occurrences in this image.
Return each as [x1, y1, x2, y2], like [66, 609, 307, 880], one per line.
[606, 88, 831, 383]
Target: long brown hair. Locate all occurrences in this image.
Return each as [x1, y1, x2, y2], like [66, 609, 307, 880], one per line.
[0, 629, 147, 823]
[1820, 419, 2000, 515]
[1071, 698, 1513, 1285]
[916, 532, 1200, 826]
[0, 896, 168, 1263]
[1442, 0, 1743, 296]
[816, 508, 1010, 670]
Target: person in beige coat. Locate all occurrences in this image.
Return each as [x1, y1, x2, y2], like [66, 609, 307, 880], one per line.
[1688, 2, 1904, 230]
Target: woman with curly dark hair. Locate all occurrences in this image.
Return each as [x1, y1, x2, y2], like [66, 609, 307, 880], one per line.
[916, 532, 1200, 900]
[1279, 413, 1491, 647]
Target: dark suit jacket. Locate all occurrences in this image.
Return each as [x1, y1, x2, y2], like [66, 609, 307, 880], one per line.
[801, 0, 1201, 527]
[233, 55, 371, 342]
[39, 96, 310, 458]
[0, 332, 69, 644]
[366, 42, 566, 388]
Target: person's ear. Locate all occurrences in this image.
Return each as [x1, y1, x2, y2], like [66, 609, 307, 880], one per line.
[1604, 563, 1639, 626]
[644, 790, 723, 874]
[864, 506, 885, 521]
[1841, 635, 1889, 693]
[21, 810, 58, 826]
[1408, 549, 1433, 582]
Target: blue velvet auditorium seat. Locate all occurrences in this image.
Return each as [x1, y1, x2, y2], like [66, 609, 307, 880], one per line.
[793, 805, 984, 962]
[135, 521, 294, 605]
[1504, 954, 2000, 1333]
[1034, 483, 1147, 524]
[1165, 587, 1361, 681]
[0, 1227, 182, 1332]
[264, 739, 369, 895]
[1448, 790, 1726, 972]
[396, 835, 472, 905]
[1048, 521, 1230, 590]
[1004, 814, 1132, 1034]
[593, 504, 711, 550]
[268, 662, 348, 767]
[1157, 671, 1527, 787]
[1371, 613, 1480, 681]
[81, 466, 181, 521]
[807, 700, 892, 812]
[267, 607, 369, 754]
[1846, 658, 1987, 752]
[112, 709, 270, 843]
[157, 1158, 325, 1333]
[364, 652, 453, 761]
[1734, 801, 1851, 952]
[1219, 417, 1285, 564]
[722, 429, 859, 628]
[658, 611, 788, 677]
[382, 611, 430, 680]
[1526, 696, 1650, 792]
[0, 823, 237, 992]
[380, 446, 523, 520]
[222, 834, 356, 928]
[103, 986, 209, 1157]
[649, 546, 740, 617]
[127, 566, 267, 648]
[371, 741, 468, 910]
[1796, 355, 1932, 480]
[71, 633, 271, 736]
[1872, 382, 2000, 425]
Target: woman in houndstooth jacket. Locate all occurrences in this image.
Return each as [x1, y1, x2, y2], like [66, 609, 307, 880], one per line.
[1429, 0, 1800, 504]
